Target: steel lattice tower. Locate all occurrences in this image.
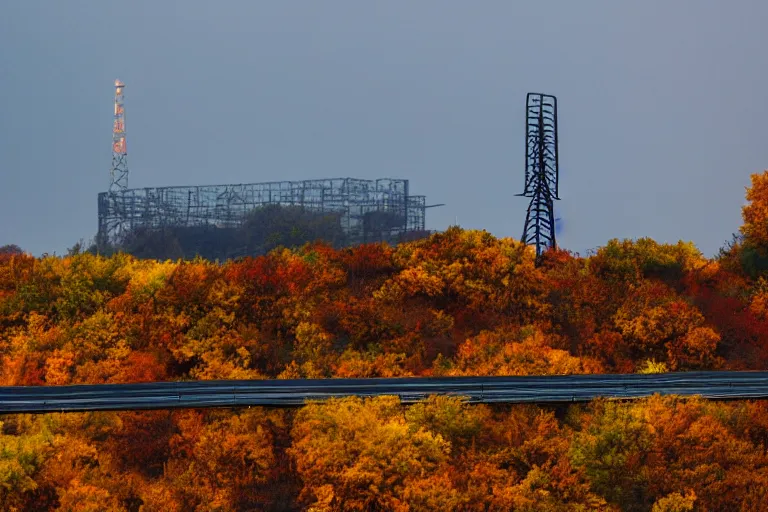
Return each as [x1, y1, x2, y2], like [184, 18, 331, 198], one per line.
[110, 79, 128, 193]
[98, 79, 130, 250]
[517, 93, 559, 263]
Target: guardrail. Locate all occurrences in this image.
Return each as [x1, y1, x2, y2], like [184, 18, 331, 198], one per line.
[2, 371, 768, 413]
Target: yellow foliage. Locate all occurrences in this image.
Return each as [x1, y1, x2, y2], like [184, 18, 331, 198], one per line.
[56, 479, 122, 511]
[591, 238, 706, 284]
[190, 347, 265, 381]
[44, 349, 75, 385]
[0, 419, 53, 510]
[125, 260, 178, 304]
[380, 228, 547, 319]
[290, 396, 453, 511]
[651, 491, 696, 512]
[334, 349, 412, 378]
[294, 321, 335, 364]
[9, 312, 62, 353]
[609, 279, 722, 370]
[450, 327, 601, 376]
[741, 171, 768, 245]
[637, 359, 669, 374]
[68, 310, 122, 361]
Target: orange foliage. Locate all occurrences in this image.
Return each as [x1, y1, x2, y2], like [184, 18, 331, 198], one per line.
[445, 326, 603, 376]
[2, 170, 768, 508]
[741, 171, 768, 246]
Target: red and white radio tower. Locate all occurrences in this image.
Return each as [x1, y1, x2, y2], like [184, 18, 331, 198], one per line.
[110, 79, 129, 192]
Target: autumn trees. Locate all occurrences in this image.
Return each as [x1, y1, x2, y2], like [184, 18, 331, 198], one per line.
[2, 171, 768, 509]
[569, 396, 768, 511]
[288, 394, 768, 511]
[3, 396, 768, 510]
[5, 171, 768, 384]
[0, 409, 295, 511]
[0, 217, 764, 386]
[289, 395, 612, 511]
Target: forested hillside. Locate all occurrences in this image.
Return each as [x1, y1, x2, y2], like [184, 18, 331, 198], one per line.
[2, 173, 768, 510]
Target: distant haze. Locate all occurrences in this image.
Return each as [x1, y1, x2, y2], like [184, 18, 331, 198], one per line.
[1, 1, 766, 257]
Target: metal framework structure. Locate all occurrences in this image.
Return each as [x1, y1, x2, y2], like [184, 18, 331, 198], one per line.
[110, 80, 128, 193]
[97, 81, 432, 256]
[98, 79, 131, 248]
[98, 178, 428, 251]
[517, 93, 559, 262]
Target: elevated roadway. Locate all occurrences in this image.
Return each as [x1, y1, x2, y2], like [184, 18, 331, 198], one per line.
[2, 371, 768, 413]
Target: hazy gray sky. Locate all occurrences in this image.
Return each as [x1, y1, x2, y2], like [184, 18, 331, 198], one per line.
[2, 1, 766, 257]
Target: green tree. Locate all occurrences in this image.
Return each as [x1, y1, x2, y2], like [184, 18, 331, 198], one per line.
[241, 204, 347, 256]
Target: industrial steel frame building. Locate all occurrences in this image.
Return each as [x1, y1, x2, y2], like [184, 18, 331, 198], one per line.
[97, 177, 427, 251]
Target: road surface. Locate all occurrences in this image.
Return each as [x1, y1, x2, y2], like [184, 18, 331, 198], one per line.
[2, 371, 768, 413]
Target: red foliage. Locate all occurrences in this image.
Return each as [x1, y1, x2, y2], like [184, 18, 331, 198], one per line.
[112, 352, 168, 383]
[342, 243, 395, 280]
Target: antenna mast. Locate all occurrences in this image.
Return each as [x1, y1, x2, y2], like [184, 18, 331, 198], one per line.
[517, 93, 559, 264]
[110, 79, 128, 192]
